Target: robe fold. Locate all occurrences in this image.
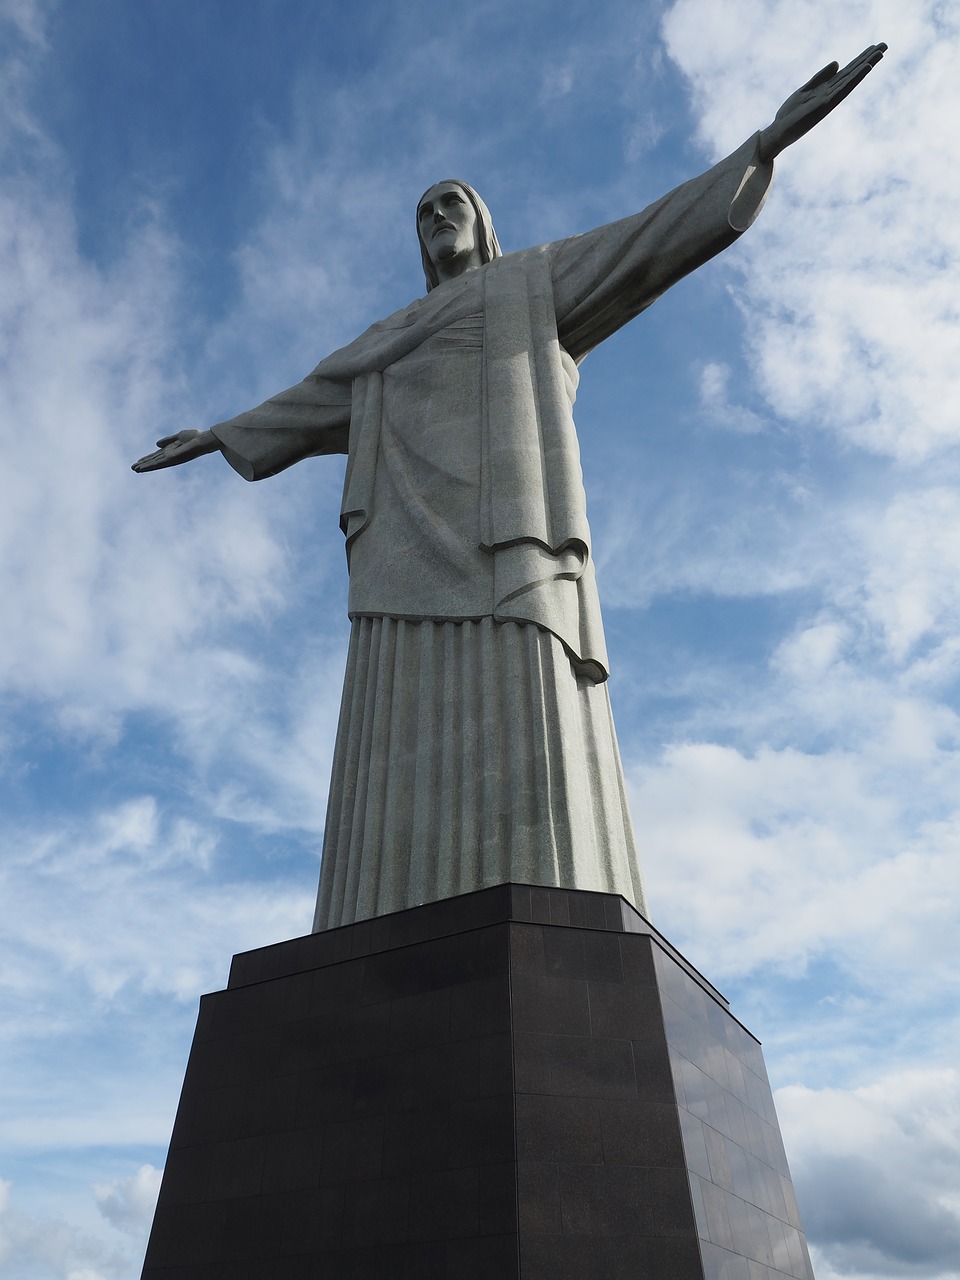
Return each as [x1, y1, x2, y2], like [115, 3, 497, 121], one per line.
[211, 136, 772, 929]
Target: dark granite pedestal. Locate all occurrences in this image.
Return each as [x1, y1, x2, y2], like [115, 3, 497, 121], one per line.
[141, 884, 814, 1279]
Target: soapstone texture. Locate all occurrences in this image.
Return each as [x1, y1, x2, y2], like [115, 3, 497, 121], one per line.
[315, 617, 642, 928]
[209, 139, 773, 930]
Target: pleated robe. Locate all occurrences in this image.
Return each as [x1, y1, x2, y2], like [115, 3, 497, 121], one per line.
[211, 136, 773, 929]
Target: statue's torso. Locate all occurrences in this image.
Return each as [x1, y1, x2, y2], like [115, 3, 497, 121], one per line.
[352, 309, 493, 619]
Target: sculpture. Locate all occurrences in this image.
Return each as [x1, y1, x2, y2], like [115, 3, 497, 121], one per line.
[134, 46, 886, 931]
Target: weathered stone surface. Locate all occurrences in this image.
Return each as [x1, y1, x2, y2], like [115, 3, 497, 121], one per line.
[131, 47, 886, 932]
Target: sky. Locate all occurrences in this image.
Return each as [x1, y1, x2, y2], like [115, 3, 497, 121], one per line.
[0, 0, 957, 1276]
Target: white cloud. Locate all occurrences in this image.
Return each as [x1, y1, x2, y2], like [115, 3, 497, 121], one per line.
[633, 732, 960, 998]
[698, 360, 766, 433]
[0, 88, 356, 844]
[0, 163, 288, 712]
[93, 1166, 161, 1239]
[664, 0, 960, 462]
[856, 489, 960, 665]
[773, 619, 850, 679]
[0, 1, 51, 159]
[0, 1180, 132, 1280]
[0, 797, 314, 1018]
[778, 1069, 960, 1278]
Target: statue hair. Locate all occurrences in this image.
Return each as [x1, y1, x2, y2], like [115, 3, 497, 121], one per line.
[417, 180, 502, 292]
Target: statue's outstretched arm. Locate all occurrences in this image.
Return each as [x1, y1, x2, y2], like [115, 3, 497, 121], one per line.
[133, 375, 351, 481]
[132, 429, 221, 473]
[759, 43, 887, 163]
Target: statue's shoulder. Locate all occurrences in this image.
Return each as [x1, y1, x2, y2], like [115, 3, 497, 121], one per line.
[368, 298, 425, 332]
[487, 242, 555, 271]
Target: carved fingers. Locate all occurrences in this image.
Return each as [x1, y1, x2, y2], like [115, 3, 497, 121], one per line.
[819, 42, 887, 109]
[760, 42, 887, 161]
[131, 430, 207, 473]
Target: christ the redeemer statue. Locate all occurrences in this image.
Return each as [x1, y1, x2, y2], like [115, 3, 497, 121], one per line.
[134, 47, 885, 931]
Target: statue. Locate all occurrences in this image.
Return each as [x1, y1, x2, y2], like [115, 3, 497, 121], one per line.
[134, 46, 886, 931]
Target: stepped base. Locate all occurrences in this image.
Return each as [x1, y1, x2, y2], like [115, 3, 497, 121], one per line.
[141, 883, 813, 1279]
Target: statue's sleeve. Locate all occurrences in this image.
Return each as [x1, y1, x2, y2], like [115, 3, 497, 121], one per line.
[210, 373, 352, 482]
[551, 135, 773, 361]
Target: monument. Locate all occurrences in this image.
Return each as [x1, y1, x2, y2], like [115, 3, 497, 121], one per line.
[135, 45, 885, 1279]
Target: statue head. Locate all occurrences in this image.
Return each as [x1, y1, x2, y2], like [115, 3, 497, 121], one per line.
[417, 179, 502, 292]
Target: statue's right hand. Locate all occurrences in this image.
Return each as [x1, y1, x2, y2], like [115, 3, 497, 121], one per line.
[132, 429, 218, 472]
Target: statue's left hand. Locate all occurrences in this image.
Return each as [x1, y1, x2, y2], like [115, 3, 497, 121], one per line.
[759, 43, 887, 162]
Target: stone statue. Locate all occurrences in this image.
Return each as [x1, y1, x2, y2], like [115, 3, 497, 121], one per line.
[134, 46, 886, 931]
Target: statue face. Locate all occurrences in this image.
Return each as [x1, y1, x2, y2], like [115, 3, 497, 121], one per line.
[417, 183, 481, 272]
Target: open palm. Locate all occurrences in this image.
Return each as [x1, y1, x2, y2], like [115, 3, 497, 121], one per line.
[759, 43, 887, 162]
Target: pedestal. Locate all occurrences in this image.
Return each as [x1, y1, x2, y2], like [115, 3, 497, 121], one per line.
[141, 884, 814, 1279]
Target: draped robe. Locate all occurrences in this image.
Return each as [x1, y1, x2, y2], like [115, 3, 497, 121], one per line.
[211, 137, 773, 929]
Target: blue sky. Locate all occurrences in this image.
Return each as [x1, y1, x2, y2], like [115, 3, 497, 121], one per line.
[1, 0, 958, 1276]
